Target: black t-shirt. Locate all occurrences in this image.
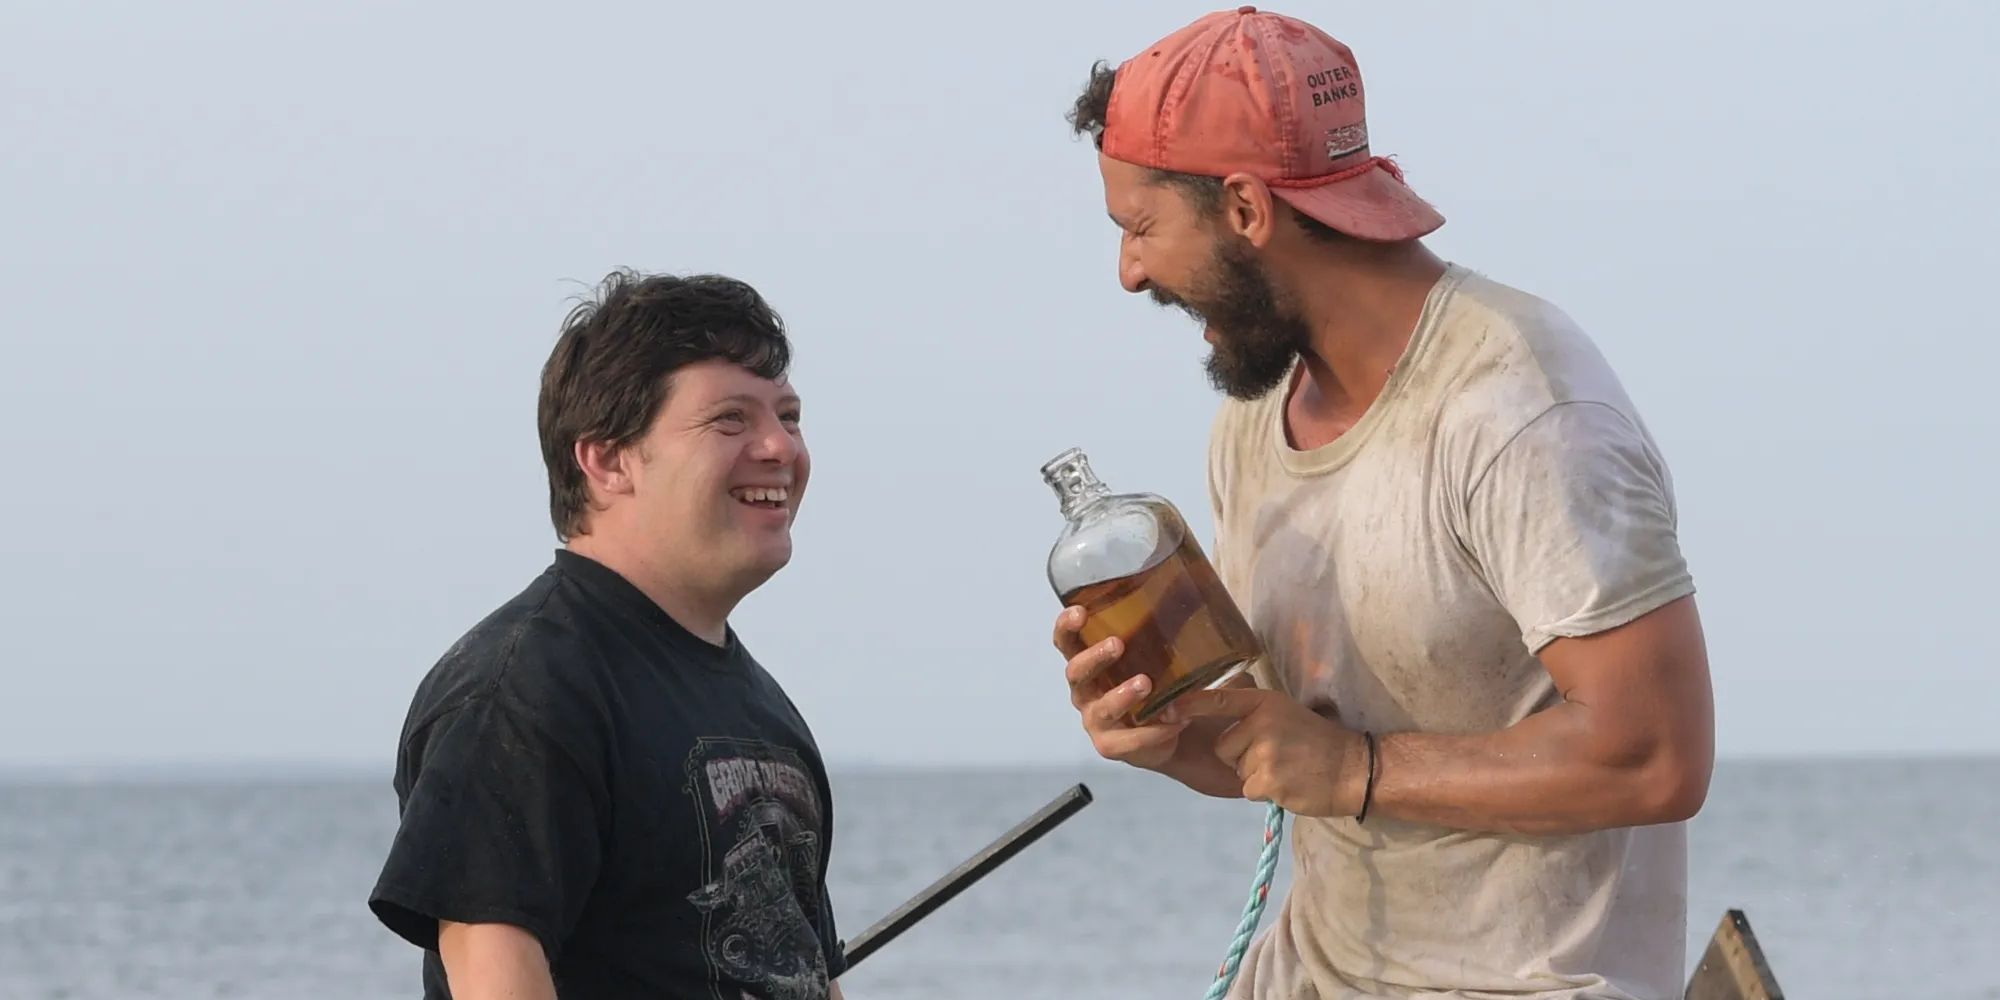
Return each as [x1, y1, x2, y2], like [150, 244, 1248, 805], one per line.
[368, 550, 846, 1000]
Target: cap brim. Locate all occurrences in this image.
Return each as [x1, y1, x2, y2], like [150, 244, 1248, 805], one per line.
[1271, 163, 1444, 242]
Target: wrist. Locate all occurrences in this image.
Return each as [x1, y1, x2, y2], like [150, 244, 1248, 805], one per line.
[1342, 730, 1379, 819]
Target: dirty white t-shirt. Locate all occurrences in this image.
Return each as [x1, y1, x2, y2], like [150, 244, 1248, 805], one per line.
[1209, 264, 1696, 999]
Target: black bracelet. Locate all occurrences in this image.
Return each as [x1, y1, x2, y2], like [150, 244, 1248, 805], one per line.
[1356, 731, 1378, 824]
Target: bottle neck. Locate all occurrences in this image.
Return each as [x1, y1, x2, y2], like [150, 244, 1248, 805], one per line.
[1042, 448, 1112, 519]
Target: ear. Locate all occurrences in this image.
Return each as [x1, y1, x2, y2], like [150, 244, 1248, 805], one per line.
[574, 438, 638, 501]
[1217, 172, 1280, 249]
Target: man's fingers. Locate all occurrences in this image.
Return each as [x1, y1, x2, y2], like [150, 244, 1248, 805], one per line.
[1087, 673, 1151, 724]
[1065, 636, 1125, 692]
[1051, 606, 1091, 658]
[1093, 720, 1190, 760]
[1170, 686, 1270, 721]
[1213, 717, 1254, 771]
[1240, 772, 1271, 803]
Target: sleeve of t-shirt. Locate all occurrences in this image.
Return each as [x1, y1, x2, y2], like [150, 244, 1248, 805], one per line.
[367, 695, 607, 960]
[1461, 400, 1696, 653]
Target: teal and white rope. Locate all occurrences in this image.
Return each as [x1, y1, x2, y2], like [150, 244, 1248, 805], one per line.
[1204, 800, 1286, 1000]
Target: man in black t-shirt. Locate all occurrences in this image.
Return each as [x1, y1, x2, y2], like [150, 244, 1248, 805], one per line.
[368, 270, 848, 1000]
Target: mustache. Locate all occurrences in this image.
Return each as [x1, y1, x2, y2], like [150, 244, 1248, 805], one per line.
[1149, 286, 1202, 319]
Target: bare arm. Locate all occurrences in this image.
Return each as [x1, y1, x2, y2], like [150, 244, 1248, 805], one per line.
[830, 980, 845, 1000]
[1369, 595, 1714, 835]
[1371, 400, 1715, 835]
[437, 921, 557, 1000]
[1184, 596, 1714, 836]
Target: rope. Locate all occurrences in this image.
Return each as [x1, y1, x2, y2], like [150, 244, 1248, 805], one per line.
[1204, 800, 1286, 999]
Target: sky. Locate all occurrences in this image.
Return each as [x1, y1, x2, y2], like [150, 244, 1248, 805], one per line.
[1, 0, 1995, 771]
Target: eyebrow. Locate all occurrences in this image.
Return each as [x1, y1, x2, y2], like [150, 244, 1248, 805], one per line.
[704, 392, 801, 411]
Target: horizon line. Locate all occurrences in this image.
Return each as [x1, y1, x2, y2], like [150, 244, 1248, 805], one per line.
[2, 747, 1995, 784]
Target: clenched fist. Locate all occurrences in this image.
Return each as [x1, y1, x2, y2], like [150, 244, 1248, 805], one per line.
[1173, 686, 1374, 818]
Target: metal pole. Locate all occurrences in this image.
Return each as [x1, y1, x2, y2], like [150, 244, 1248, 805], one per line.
[839, 782, 1094, 970]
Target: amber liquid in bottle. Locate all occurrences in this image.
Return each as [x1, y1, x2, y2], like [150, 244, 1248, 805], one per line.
[1042, 447, 1262, 724]
[1061, 514, 1260, 722]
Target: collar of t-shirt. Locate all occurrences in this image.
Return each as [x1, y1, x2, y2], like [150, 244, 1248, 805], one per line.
[549, 548, 746, 668]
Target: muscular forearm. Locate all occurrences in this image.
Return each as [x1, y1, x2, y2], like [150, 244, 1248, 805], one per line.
[1355, 597, 1713, 836]
[1370, 700, 1709, 836]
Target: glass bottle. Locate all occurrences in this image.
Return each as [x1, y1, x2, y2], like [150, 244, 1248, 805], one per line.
[1039, 447, 1262, 723]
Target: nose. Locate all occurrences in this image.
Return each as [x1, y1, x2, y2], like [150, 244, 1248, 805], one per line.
[749, 417, 800, 465]
[1118, 234, 1149, 295]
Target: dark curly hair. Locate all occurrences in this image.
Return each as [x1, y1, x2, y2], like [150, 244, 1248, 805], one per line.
[536, 269, 792, 540]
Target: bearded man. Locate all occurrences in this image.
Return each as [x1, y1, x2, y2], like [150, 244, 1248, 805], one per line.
[1051, 8, 1715, 999]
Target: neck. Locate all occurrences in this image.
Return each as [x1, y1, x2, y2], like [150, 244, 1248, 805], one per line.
[565, 531, 737, 647]
[1277, 239, 1448, 423]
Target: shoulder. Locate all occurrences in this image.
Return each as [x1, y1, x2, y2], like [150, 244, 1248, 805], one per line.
[1434, 269, 1639, 423]
[396, 569, 611, 759]
[1423, 269, 1658, 481]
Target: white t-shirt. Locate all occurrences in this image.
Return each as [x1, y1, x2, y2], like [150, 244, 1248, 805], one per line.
[1209, 264, 1696, 999]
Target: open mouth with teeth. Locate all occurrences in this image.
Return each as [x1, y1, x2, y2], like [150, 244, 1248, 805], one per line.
[730, 486, 790, 510]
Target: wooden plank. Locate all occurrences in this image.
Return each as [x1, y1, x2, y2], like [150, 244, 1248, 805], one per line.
[1684, 908, 1784, 1000]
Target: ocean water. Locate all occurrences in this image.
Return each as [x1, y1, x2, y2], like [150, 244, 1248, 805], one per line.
[0, 757, 1994, 999]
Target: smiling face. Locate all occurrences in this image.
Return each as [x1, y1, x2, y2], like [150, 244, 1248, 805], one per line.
[1099, 153, 1311, 401]
[622, 359, 810, 594]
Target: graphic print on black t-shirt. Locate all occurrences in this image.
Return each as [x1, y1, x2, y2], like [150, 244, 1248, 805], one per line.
[684, 737, 830, 1000]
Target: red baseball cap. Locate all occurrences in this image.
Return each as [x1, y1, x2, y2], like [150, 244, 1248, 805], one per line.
[1100, 6, 1444, 242]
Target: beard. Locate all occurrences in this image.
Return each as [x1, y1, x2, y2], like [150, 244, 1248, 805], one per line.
[1148, 238, 1310, 401]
